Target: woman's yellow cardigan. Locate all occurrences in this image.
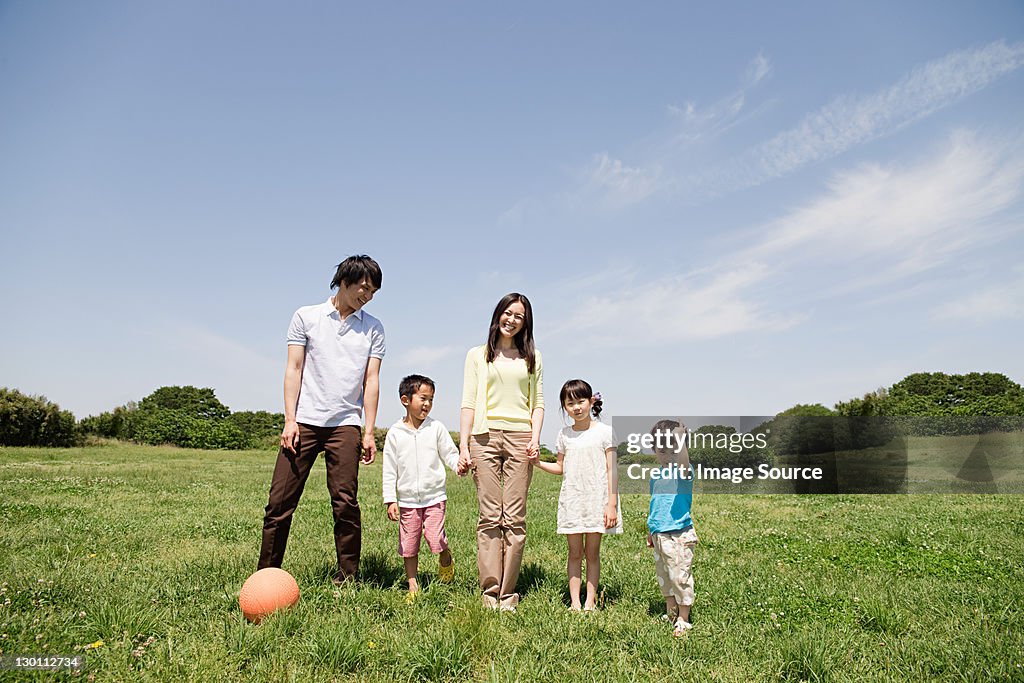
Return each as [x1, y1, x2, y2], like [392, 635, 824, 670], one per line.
[461, 345, 544, 435]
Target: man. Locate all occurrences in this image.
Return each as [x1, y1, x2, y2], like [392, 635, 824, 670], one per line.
[258, 255, 384, 584]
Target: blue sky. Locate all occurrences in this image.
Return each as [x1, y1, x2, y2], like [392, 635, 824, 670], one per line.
[2, 2, 1023, 447]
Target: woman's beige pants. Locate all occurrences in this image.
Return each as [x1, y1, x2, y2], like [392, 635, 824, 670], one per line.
[471, 429, 533, 608]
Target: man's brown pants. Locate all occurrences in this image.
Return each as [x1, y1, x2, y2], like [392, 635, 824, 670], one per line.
[258, 424, 361, 580]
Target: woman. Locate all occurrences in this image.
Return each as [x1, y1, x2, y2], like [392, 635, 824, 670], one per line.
[458, 293, 544, 611]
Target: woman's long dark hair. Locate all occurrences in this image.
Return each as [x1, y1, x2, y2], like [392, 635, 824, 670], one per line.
[486, 293, 537, 374]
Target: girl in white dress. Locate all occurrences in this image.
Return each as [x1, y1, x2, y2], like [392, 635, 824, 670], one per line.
[531, 379, 621, 611]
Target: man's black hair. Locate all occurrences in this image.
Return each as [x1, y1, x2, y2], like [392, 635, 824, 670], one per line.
[330, 255, 382, 290]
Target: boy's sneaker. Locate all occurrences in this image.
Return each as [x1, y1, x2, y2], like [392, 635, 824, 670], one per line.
[438, 559, 455, 584]
[673, 618, 693, 637]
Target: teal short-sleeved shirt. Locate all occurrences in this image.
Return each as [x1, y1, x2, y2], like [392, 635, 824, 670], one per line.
[647, 472, 693, 534]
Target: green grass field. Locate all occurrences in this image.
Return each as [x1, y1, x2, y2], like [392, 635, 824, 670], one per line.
[1, 444, 1022, 682]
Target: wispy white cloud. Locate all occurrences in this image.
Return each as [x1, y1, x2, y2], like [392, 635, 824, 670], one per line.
[551, 131, 1024, 346]
[562, 41, 1024, 210]
[708, 40, 1024, 195]
[739, 130, 1024, 283]
[575, 153, 663, 209]
[932, 272, 1024, 323]
[496, 197, 534, 227]
[668, 52, 773, 144]
[746, 52, 772, 84]
[551, 263, 802, 347]
[566, 53, 772, 211]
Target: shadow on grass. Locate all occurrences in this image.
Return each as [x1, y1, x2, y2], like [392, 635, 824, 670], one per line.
[309, 552, 404, 588]
[357, 551, 405, 588]
[555, 578, 626, 608]
[517, 562, 549, 598]
[600, 579, 624, 606]
[645, 598, 695, 623]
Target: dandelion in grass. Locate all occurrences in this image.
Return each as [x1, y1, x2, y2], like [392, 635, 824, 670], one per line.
[84, 640, 104, 650]
[131, 636, 156, 658]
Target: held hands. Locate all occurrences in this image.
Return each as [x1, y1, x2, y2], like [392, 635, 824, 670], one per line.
[457, 447, 473, 476]
[386, 502, 399, 522]
[361, 431, 376, 465]
[604, 501, 618, 529]
[527, 439, 540, 460]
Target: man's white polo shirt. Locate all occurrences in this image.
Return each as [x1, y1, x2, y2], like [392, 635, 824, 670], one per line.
[287, 298, 386, 428]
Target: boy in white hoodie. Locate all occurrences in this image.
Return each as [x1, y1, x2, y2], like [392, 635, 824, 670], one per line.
[382, 374, 462, 599]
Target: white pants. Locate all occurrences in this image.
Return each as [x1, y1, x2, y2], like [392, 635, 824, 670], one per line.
[651, 526, 699, 606]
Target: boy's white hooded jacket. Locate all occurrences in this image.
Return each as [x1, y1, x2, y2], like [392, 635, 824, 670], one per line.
[382, 417, 460, 508]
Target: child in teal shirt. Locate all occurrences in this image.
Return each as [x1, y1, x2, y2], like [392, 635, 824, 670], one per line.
[646, 419, 698, 636]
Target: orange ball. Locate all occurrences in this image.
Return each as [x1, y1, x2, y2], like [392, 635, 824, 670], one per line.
[239, 568, 300, 623]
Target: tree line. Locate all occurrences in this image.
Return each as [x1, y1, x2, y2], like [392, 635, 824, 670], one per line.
[617, 372, 1024, 468]
[0, 385, 283, 449]
[2, 371, 1023, 449]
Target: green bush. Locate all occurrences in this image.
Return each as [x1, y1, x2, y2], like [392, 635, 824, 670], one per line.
[688, 424, 768, 468]
[833, 415, 898, 450]
[226, 410, 284, 438]
[834, 372, 1024, 436]
[0, 388, 79, 447]
[80, 391, 282, 450]
[766, 404, 836, 456]
[181, 417, 250, 450]
[114, 386, 250, 450]
[887, 414, 1024, 437]
[138, 386, 230, 420]
[129, 409, 249, 449]
[79, 404, 135, 440]
[227, 410, 284, 449]
[887, 372, 1024, 415]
